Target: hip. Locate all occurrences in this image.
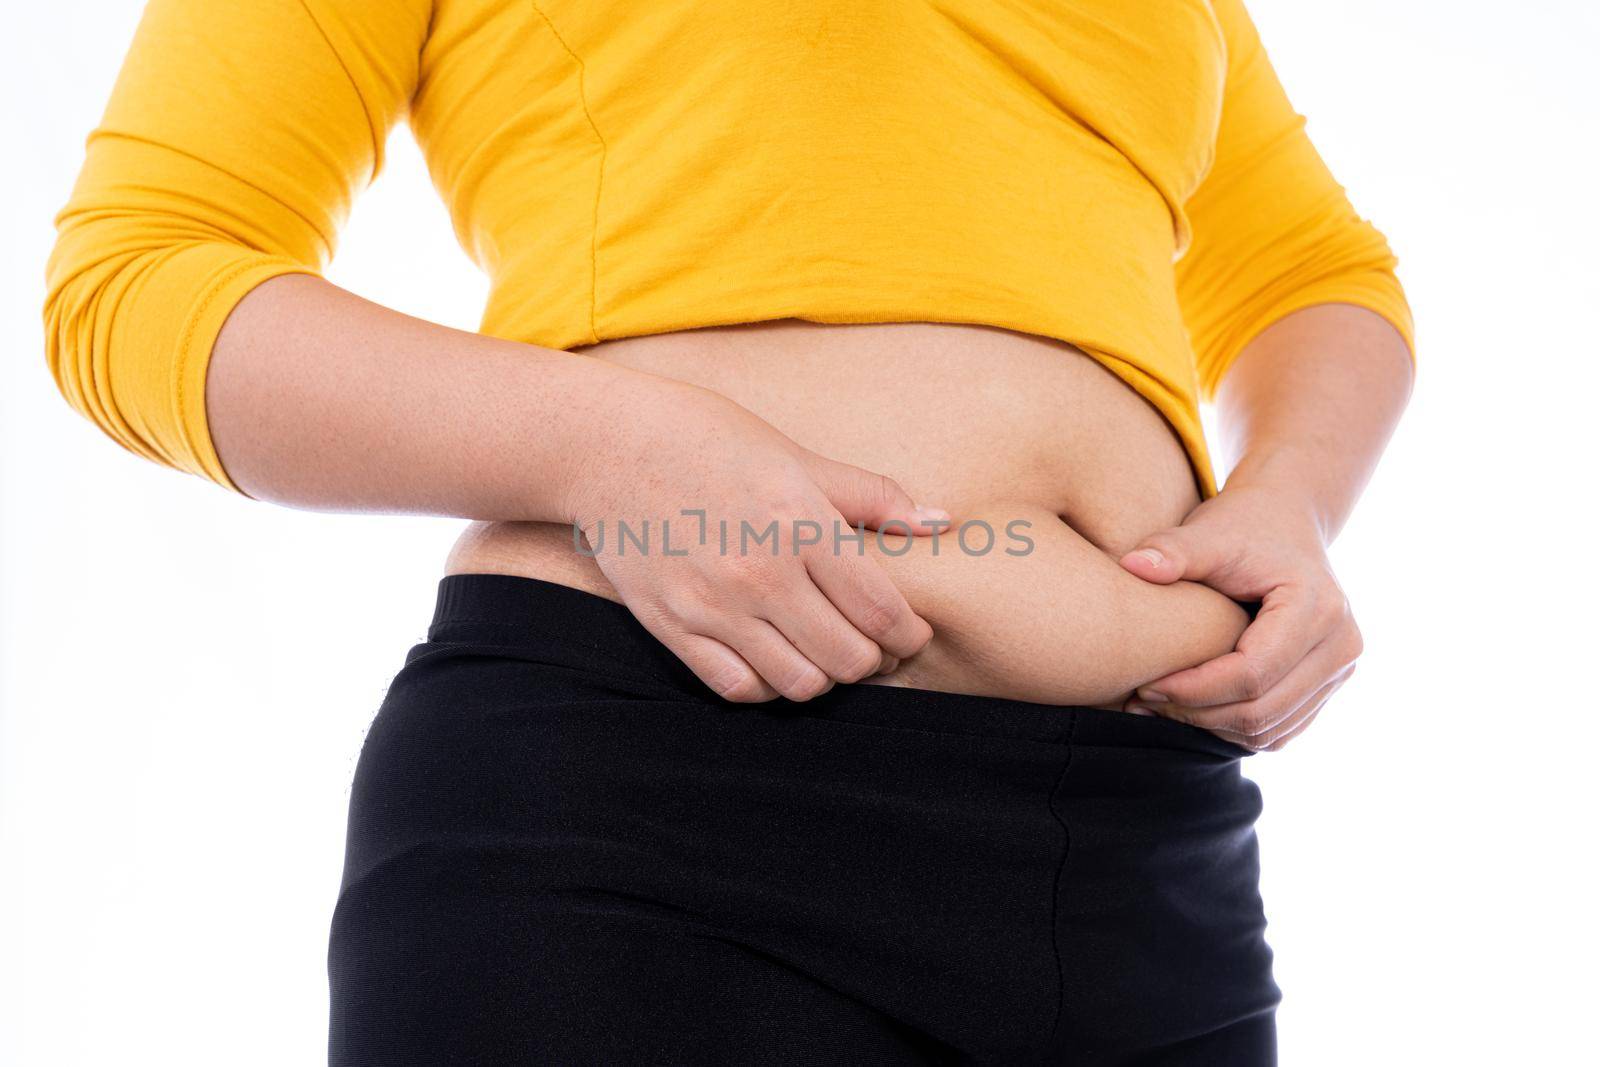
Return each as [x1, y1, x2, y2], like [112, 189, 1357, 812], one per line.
[333, 573, 1279, 1062]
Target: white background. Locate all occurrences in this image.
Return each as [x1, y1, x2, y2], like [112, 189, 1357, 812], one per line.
[3, 2, 1596, 1063]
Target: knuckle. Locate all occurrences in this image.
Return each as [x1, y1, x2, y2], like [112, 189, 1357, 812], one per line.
[772, 485, 815, 517]
[710, 668, 764, 703]
[868, 472, 902, 511]
[781, 665, 832, 702]
[1236, 661, 1269, 702]
[1224, 708, 1270, 737]
[723, 547, 773, 581]
[660, 588, 718, 631]
[1313, 589, 1344, 627]
[1229, 717, 1262, 738]
[632, 596, 680, 633]
[722, 552, 785, 599]
[1210, 715, 1243, 736]
[1222, 728, 1259, 750]
[833, 640, 884, 683]
[855, 591, 904, 639]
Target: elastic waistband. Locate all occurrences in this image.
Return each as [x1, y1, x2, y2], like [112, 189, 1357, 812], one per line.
[426, 573, 1246, 757]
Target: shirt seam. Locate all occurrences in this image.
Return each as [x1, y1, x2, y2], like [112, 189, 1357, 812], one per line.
[293, 0, 385, 183]
[528, 0, 606, 345]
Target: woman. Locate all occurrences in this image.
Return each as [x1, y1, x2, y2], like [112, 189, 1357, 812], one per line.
[45, 0, 1413, 1062]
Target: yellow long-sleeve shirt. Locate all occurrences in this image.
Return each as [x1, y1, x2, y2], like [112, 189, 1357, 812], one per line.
[44, 0, 1413, 499]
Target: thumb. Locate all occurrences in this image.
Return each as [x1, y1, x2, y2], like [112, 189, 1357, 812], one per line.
[1118, 525, 1229, 585]
[805, 456, 950, 535]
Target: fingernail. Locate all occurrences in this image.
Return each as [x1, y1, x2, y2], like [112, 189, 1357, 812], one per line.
[1125, 704, 1156, 717]
[912, 505, 950, 523]
[1137, 688, 1168, 704]
[1133, 548, 1164, 567]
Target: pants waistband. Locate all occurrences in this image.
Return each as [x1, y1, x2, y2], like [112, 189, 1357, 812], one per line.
[424, 572, 1247, 757]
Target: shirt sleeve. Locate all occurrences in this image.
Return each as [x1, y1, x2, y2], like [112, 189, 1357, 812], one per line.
[42, 0, 429, 493]
[1176, 0, 1415, 401]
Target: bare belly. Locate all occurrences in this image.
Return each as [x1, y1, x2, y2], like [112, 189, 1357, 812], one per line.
[445, 320, 1248, 707]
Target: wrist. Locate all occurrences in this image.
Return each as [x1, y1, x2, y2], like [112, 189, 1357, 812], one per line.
[1223, 444, 1380, 548]
[1214, 455, 1330, 546]
[537, 354, 695, 529]
[519, 352, 639, 527]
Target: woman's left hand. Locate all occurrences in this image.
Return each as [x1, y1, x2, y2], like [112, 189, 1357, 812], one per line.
[1116, 483, 1362, 751]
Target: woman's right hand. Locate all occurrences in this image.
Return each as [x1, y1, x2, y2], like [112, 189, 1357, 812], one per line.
[205, 277, 939, 703]
[564, 368, 948, 703]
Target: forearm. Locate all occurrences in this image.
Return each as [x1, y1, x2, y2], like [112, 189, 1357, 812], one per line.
[1214, 303, 1414, 544]
[207, 273, 630, 522]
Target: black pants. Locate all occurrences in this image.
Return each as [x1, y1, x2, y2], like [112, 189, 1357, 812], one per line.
[329, 575, 1279, 1065]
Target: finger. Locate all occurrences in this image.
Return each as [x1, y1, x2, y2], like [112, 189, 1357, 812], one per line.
[661, 629, 779, 704]
[1146, 650, 1354, 745]
[1261, 681, 1341, 752]
[1117, 526, 1231, 586]
[806, 456, 950, 535]
[1189, 656, 1352, 747]
[708, 617, 834, 703]
[1211, 674, 1343, 751]
[806, 550, 934, 660]
[1219, 675, 1343, 752]
[1134, 583, 1322, 708]
[1134, 628, 1350, 735]
[764, 576, 889, 684]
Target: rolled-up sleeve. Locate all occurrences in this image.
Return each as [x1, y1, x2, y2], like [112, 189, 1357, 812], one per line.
[43, 0, 427, 492]
[1177, 0, 1415, 401]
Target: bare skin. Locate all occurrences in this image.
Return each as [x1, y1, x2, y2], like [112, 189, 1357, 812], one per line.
[444, 318, 1248, 708]
[455, 500, 1251, 709]
[1116, 304, 1414, 748]
[210, 276, 1410, 743]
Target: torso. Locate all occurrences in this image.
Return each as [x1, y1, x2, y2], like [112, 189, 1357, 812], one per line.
[445, 320, 1247, 707]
